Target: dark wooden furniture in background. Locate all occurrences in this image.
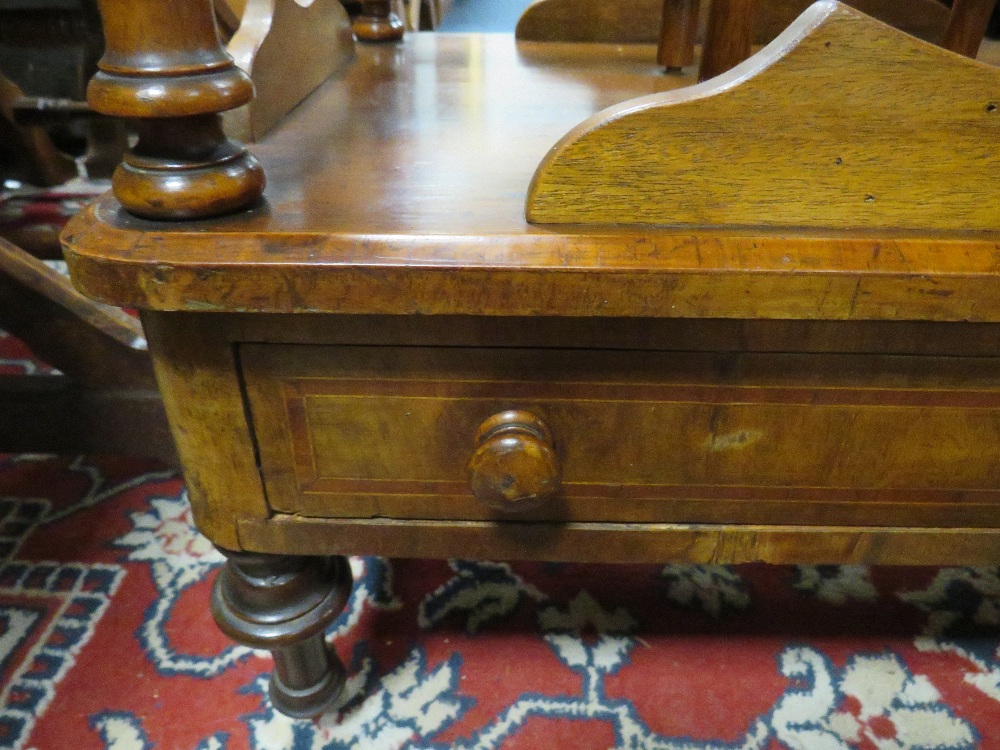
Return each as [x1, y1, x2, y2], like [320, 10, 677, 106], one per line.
[0, 0, 355, 462]
[412, 0, 453, 31]
[0, 237, 174, 462]
[698, 0, 759, 78]
[658, 0, 701, 70]
[64, 0, 1000, 723]
[0, 0, 166, 460]
[0, 0, 126, 184]
[516, 0, 954, 48]
[945, 0, 1000, 56]
[352, 0, 405, 41]
[517, 0, 998, 77]
[0, 71, 76, 194]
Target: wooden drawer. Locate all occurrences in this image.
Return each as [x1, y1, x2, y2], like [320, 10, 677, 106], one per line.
[240, 344, 1000, 527]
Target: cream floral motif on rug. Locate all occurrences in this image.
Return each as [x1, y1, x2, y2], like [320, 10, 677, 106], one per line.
[0, 454, 997, 750]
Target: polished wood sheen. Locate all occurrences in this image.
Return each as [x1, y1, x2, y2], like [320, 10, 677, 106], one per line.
[239, 343, 1000, 527]
[63, 3, 1000, 720]
[658, 0, 701, 70]
[699, 0, 759, 79]
[528, 3, 1000, 228]
[126, 311, 1000, 559]
[211, 551, 351, 717]
[353, 0, 406, 41]
[467, 410, 561, 513]
[62, 33, 1000, 322]
[88, 0, 265, 218]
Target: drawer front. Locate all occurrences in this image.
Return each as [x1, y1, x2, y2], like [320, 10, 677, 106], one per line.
[240, 344, 1000, 527]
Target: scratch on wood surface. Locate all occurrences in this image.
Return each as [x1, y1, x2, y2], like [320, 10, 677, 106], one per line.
[848, 278, 863, 316]
[705, 429, 764, 451]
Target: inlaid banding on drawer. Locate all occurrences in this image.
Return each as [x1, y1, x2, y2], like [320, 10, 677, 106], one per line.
[282, 478, 999, 505]
[282, 377, 1000, 408]
[240, 344, 1000, 527]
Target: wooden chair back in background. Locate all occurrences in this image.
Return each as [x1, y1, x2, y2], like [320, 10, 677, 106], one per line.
[516, 0, 998, 79]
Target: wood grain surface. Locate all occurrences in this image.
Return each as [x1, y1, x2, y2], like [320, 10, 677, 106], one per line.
[239, 515, 1000, 565]
[131, 312, 1000, 550]
[141, 312, 269, 549]
[59, 0, 1000, 685]
[223, 314, 1000, 358]
[87, 0, 265, 219]
[63, 31, 1000, 319]
[658, 0, 700, 69]
[240, 343, 1000, 528]
[528, 2, 1000, 228]
[699, 0, 759, 79]
[466, 410, 562, 512]
[759, 0, 951, 43]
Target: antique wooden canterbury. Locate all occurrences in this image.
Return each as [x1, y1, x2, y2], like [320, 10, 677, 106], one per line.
[62, 0, 1000, 720]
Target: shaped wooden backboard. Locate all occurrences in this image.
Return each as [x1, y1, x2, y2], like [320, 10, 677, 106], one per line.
[526, 1, 1000, 231]
[215, 0, 248, 35]
[223, 0, 355, 142]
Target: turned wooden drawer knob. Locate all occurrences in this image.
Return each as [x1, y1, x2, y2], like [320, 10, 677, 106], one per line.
[467, 410, 561, 512]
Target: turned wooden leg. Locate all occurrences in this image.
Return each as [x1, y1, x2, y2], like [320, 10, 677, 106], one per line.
[353, 0, 406, 42]
[699, 0, 760, 82]
[658, 0, 701, 73]
[942, 0, 998, 58]
[211, 551, 352, 718]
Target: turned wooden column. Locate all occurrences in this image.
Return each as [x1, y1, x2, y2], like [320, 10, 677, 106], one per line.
[658, 0, 701, 73]
[699, 0, 759, 82]
[211, 551, 352, 718]
[353, 0, 405, 42]
[87, 0, 265, 219]
[942, 0, 998, 58]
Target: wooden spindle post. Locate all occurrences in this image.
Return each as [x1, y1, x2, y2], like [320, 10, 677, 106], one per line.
[87, 0, 265, 220]
[942, 0, 998, 58]
[699, 0, 759, 82]
[211, 551, 352, 718]
[353, 0, 406, 42]
[658, 0, 701, 73]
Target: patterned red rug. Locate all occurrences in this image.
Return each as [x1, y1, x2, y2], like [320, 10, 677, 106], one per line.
[3, 302, 1000, 750]
[2, 449, 1000, 750]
